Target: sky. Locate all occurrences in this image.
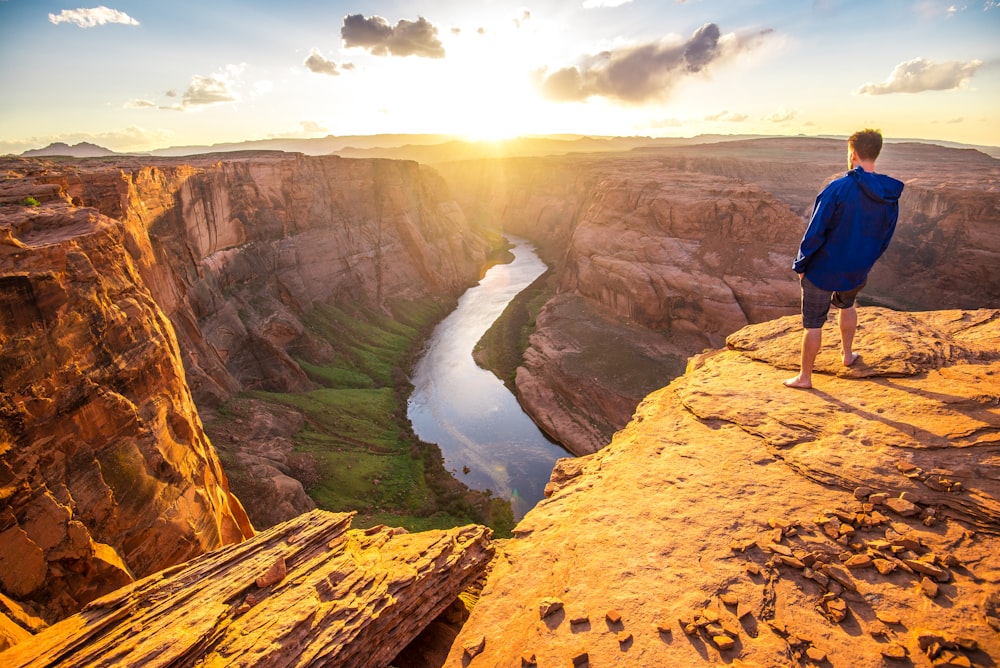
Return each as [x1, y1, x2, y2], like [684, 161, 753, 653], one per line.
[1, 0, 998, 154]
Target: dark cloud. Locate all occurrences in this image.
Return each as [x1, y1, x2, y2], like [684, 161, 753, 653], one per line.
[305, 48, 340, 76]
[540, 23, 770, 104]
[341, 14, 445, 58]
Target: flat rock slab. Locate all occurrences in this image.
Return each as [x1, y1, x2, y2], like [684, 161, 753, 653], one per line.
[3, 509, 492, 667]
[447, 308, 1000, 667]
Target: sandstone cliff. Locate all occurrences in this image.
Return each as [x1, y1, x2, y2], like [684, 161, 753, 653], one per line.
[442, 139, 1000, 455]
[447, 307, 1000, 667]
[0, 192, 253, 625]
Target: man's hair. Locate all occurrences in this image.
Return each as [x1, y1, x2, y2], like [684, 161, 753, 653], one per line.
[849, 129, 883, 161]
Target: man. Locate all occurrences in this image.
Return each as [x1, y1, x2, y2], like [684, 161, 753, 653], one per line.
[784, 129, 904, 389]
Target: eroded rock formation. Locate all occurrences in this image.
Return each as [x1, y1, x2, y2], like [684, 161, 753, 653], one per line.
[2, 509, 493, 667]
[0, 198, 253, 625]
[447, 307, 1000, 667]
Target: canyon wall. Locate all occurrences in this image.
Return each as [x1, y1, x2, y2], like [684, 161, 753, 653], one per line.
[0, 191, 253, 625]
[0, 153, 491, 629]
[441, 138, 1000, 454]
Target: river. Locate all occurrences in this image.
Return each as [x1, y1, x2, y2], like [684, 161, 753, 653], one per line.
[407, 237, 568, 519]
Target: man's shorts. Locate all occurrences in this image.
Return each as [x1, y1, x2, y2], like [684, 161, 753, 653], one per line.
[800, 276, 864, 329]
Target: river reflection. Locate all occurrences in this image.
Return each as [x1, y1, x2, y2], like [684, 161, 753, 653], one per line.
[407, 237, 568, 519]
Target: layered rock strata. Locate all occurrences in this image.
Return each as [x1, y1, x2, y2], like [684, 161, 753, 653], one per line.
[0, 198, 253, 624]
[2, 509, 494, 667]
[447, 308, 1000, 667]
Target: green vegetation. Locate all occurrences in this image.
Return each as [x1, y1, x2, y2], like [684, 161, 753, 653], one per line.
[240, 298, 514, 537]
[21, 196, 40, 207]
[473, 269, 557, 390]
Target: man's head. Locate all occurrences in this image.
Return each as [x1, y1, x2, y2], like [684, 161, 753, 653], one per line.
[848, 129, 883, 168]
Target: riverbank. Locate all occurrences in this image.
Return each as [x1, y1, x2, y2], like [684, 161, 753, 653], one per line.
[206, 297, 515, 537]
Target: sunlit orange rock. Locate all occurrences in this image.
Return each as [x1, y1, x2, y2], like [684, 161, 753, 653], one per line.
[446, 308, 1000, 667]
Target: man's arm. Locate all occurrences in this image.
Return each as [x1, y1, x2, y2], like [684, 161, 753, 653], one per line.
[792, 187, 838, 273]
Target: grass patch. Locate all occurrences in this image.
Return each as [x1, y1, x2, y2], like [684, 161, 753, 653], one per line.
[238, 297, 515, 537]
[473, 269, 557, 390]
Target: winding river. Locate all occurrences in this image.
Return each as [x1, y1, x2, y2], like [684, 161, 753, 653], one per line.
[407, 238, 567, 519]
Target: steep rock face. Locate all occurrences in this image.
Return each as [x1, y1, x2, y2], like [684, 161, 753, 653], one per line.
[447, 308, 1000, 667]
[3, 510, 493, 667]
[43, 153, 490, 405]
[0, 198, 253, 624]
[4, 153, 492, 534]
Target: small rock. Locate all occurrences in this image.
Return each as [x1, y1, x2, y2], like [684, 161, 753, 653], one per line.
[822, 564, 857, 591]
[881, 643, 908, 661]
[950, 481, 964, 493]
[885, 497, 919, 517]
[539, 598, 564, 618]
[779, 555, 806, 569]
[845, 554, 873, 569]
[873, 558, 896, 575]
[806, 646, 827, 662]
[570, 615, 589, 626]
[712, 635, 736, 651]
[821, 597, 847, 623]
[463, 635, 486, 659]
[255, 556, 286, 588]
[869, 492, 889, 505]
[875, 610, 901, 625]
[656, 620, 673, 634]
[853, 486, 874, 500]
[920, 577, 939, 598]
[720, 593, 739, 607]
[617, 630, 633, 645]
[521, 652, 537, 667]
[902, 558, 947, 581]
[571, 650, 589, 666]
[745, 562, 761, 576]
[606, 609, 622, 625]
[936, 650, 972, 667]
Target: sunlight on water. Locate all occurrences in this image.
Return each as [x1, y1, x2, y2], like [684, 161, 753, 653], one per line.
[407, 237, 567, 519]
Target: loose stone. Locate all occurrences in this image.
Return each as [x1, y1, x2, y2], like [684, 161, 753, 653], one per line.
[463, 635, 486, 659]
[606, 609, 622, 624]
[712, 635, 736, 651]
[539, 598, 564, 618]
[920, 577, 939, 598]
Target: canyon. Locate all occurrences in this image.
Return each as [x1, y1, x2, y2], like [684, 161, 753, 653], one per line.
[2, 137, 999, 665]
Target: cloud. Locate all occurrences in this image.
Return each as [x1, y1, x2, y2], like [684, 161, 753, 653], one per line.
[856, 57, 983, 94]
[704, 110, 748, 122]
[124, 99, 156, 109]
[159, 65, 245, 111]
[765, 109, 797, 123]
[538, 23, 772, 104]
[341, 14, 445, 58]
[583, 0, 634, 7]
[305, 48, 340, 75]
[49, 6, 139, 28]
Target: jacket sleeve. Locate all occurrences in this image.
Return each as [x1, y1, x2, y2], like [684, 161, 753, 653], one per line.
[792, 186, 838, 273]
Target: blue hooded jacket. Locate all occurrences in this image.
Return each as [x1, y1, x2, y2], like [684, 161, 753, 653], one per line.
[792, 166, 905, 292]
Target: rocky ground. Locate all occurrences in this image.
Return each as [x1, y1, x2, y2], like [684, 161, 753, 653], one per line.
[447, 307, 1000, 667]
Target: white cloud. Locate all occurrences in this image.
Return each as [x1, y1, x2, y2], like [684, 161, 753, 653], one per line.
[765, 109, 797, 123]
[704, 110, 748, 122]
[48, 6, 139, 28]
[856, 57, 983, 95]
[159, 65, 245, 111]
[125, 99, 156, 109]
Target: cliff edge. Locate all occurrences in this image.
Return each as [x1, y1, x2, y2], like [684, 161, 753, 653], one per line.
[447, 307, 1000, 667]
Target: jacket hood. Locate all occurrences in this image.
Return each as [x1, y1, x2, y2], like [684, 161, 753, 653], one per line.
[850, 166, 904, 204]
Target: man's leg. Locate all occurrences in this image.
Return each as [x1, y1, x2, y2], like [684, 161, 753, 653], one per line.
[784, 327, 822, 388]
[838, 305, 859, 366]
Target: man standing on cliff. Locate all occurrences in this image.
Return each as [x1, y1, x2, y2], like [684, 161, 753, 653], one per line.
[784, 129, 904, 389]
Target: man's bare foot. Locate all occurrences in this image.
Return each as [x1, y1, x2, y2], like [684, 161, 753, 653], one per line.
[843, 351, 860, 367]
[783, 376, 812, 389]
